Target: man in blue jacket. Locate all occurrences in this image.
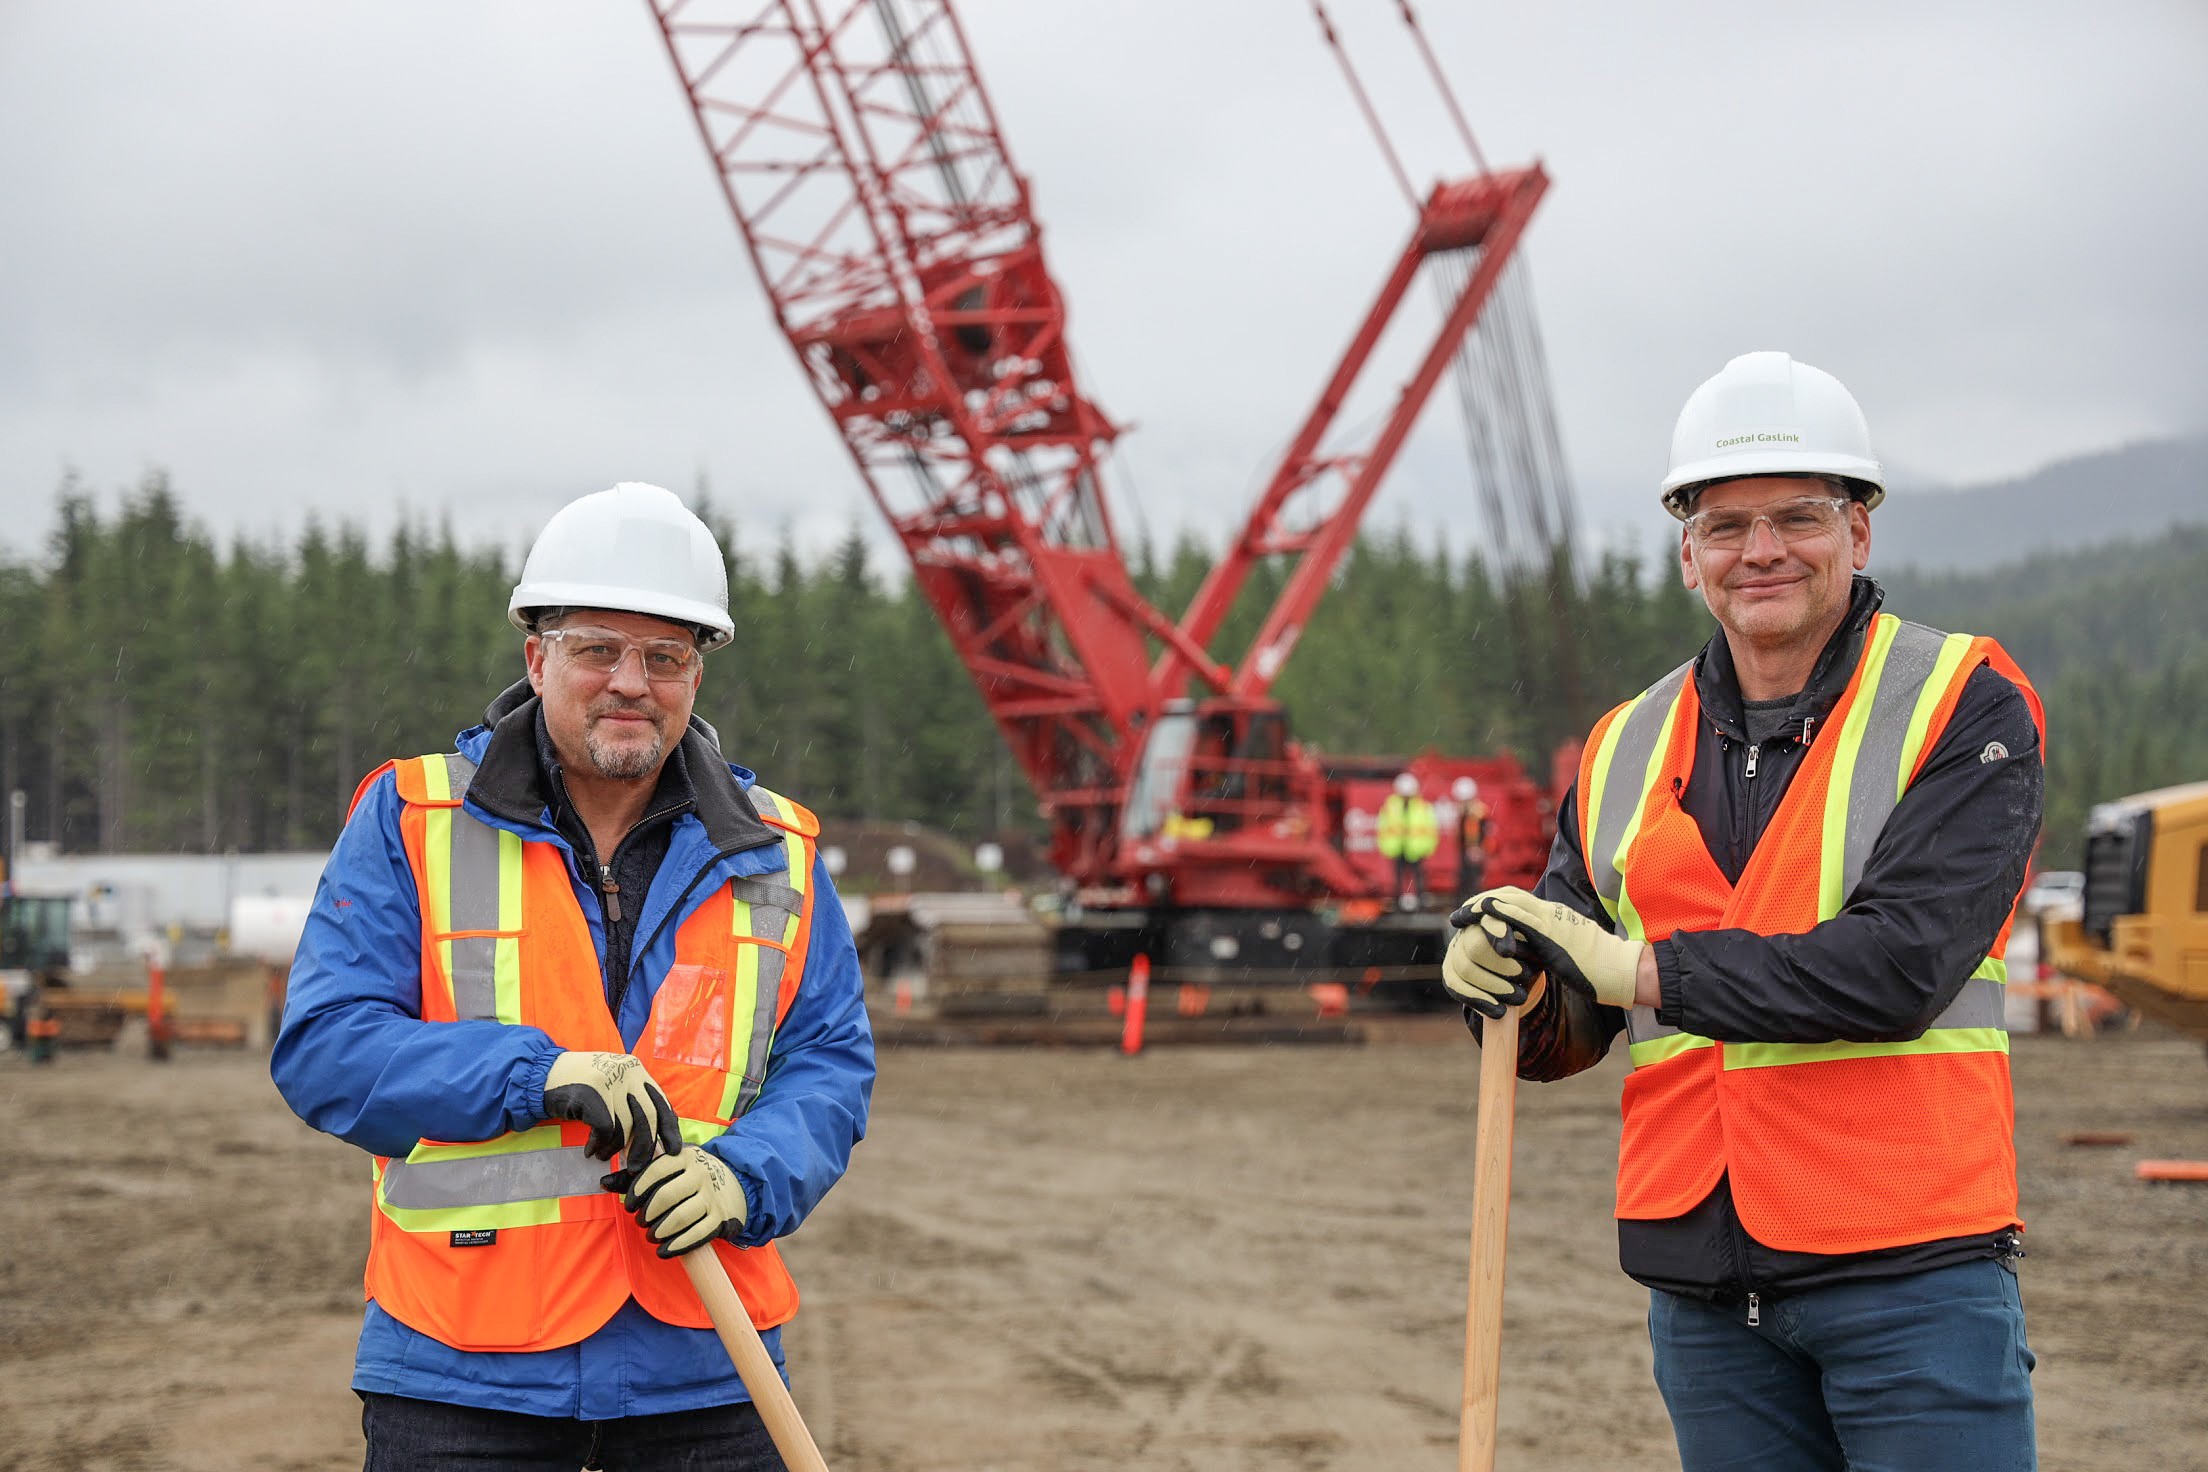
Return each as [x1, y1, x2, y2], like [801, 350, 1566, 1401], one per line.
[275, 482, 875, 1470]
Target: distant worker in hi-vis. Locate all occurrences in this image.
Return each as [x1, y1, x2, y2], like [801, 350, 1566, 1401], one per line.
[275, 483, 874, 1470]
[1441, 354, 2044, 1471]
[1377, 771, 1439, 910]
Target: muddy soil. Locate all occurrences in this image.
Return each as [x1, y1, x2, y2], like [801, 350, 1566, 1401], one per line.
[3, 1026, 2204, 1470]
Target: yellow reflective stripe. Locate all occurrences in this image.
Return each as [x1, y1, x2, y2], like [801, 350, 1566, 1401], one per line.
[1895, 633, 1975, 797]
[376, 1196, 566, 1234]
[401, 1124, 567, 1164]
[1818, 614, 1900, 920]
[494, 827, 525, 1024]
[1724, 1027, 2010, 1070]
[719, 920, 765, 1120]
[1628, 1033, 1716, 1067]
[1974, 955, 2008, 984]
[1582, 694, 1641, 924]
[679, 1116, 724, 1146]
[1612, 695, 1682, 945]
[424, 798, 455, 996]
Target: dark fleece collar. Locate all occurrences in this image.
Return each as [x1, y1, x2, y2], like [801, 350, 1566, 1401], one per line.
[1694, 574, 1885, 740]
[465, 678, 779, 856]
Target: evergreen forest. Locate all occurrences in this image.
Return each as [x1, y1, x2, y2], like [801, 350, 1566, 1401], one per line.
[2, 473, 2202, 868]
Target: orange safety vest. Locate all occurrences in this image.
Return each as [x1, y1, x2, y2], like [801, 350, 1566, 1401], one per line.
[1579, 614, 2043, 1255]
[353, 751, 821, 1353]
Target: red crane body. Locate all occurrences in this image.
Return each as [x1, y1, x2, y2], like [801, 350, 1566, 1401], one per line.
[647, 0, 1555, 917]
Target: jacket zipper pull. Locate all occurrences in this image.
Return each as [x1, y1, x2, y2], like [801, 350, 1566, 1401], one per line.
[1746, 1292, 1761, 1327]
[1800, 716, 1816, 747]
[1744, 743, 1761, 779]
[599, 865, 622, 924]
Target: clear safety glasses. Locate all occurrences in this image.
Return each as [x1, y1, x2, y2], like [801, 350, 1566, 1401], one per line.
[538, 626, 701, 682]
[1683, 494, 1853, 551]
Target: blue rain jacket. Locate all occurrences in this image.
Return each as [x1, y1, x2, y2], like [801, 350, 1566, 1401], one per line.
[272, 712, 874, 1420]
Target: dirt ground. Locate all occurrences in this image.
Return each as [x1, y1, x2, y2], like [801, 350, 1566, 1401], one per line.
[4, 1024, 2205, 1471]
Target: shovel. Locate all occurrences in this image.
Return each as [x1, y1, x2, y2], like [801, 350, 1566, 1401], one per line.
[1458, 998, 1519, 1471]
[683, 1250, 832, 1472]
[614, 1111, 832, 1472]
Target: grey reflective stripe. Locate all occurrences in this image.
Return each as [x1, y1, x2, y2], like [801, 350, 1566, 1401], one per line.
[438, 754, 504, 1022]
[381, 1143, 606, 1209]
[1590, 659, 1694, 912]
[1925, 976, 2006, 1032]
[731, 900, 795, 1119]
[1838, 621, 1949, 904]
[1624, 1005, 1676, 1046]
[729, 876, 804, 921]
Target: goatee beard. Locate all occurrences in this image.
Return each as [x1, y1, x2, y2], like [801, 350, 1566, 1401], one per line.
[585, 726, 665, 780]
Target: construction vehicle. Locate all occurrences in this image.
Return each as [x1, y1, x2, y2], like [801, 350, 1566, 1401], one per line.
[2041, 780, 2208, 1054]
[0, 876, 75, 1058]
[644, 1, 1583, 990]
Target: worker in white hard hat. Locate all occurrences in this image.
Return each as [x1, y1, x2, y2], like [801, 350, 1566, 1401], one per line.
[275, 483, 874, 1470]
[1448, 776, 1488, 896]
[1376, 771, 1438, 910]
[1439, 354, 2046, 1470]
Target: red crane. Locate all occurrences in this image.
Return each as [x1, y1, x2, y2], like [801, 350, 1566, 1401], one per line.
[646, 0, 1572, 977]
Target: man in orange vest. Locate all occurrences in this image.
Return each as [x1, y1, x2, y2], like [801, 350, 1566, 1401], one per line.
[274, 483, 875, 1470]
[1441, 355, 2043, 1470]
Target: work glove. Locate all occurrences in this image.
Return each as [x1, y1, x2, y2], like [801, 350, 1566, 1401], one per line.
[1443, 888, 1531, 1019]
[542, 1050, 684, 1162]
[606, 1145, 750, 1257]
[1480, 889, 1644, 1010]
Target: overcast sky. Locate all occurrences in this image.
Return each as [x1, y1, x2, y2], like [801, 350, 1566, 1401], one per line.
[2, 0, 2202, 574]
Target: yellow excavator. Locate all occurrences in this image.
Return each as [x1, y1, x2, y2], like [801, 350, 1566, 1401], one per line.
[2040, 780, 2208, 1056]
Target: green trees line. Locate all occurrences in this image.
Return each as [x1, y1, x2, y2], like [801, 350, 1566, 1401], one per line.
[2, 474, 2200, 868]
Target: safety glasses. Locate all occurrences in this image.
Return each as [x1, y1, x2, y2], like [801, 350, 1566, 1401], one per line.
[1683, 495, 1852, 551]
[538, 626, 701, 682]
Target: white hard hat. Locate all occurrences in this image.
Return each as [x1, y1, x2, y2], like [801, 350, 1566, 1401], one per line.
[1393, 772, 1420, 797]
[1452, 776, 1479, 801]
[1660, 352, 1885, 519]
[509, 483, 735, 650]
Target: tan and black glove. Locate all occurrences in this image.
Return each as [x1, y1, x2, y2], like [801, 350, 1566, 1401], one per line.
[1443, 887, 1532, 1019]
[1480, 889, 1644, 1009]
[542, 1051, 684, 1162]
[608, 1146, 750, 1257]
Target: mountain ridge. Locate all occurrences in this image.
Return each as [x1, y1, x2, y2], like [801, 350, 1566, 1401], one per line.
[1868, 434, 2206, 572]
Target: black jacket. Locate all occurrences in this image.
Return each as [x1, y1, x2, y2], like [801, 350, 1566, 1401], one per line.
[1483, 577, 2044, 1300]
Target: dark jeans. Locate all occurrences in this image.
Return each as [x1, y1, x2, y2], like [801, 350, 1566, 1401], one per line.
[360, 1392, 786, 1471]
[1649, 1259, 2036, 1471]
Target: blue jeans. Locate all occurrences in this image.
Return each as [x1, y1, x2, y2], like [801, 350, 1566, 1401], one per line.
[1648, 1260, 2036, 1472]
[360, 1392, 786, 1471]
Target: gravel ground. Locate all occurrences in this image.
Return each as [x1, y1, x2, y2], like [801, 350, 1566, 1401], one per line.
[2, 1024, 2203, 1469]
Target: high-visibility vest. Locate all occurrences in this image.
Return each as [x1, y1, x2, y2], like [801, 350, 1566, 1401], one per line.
[1377, 794, 1439, 861]
[1580, 614, 2042, 1254]
[354, 751, 821, 1353]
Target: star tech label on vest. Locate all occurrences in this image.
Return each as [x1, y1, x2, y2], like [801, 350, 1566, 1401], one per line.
[449, 1229, 498, 1248]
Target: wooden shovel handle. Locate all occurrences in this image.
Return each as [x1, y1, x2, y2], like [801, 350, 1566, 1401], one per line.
[682, 1249, 832, 1472]
[1459, 1003, 1519, 1472]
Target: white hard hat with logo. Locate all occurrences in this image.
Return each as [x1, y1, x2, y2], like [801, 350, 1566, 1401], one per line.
[1660, 352, 1885, 520]
[509, 482, 735, 650]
